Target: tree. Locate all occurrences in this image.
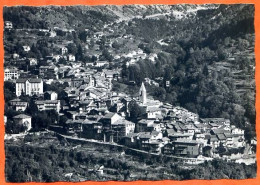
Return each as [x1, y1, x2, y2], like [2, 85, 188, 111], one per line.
[67, 43, 77, 55]
[31, 110, 57, 131]
[112, 41, 120, 49]
[25, 99, 38, 116]
[76, 44, 83, 61]
[78, 31, 87, 42]
[101, 49, 113, 62]
[217, 143, 226, 155]
[59, 115, 68, 126]
[4, 86, 16, 102]
[58, 57, 67, 65]
[128, 100, 145, 122]
[202, 146, 212, 157]
[5, 120, 28, 134]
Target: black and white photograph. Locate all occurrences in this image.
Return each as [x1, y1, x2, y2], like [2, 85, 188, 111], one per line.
[3, 4, 256, 182]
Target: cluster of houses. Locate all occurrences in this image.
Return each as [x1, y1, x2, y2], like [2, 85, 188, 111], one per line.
[4, 20, 247, 159]
[6, 73, 246, 158]
[4, 19, 159, 83]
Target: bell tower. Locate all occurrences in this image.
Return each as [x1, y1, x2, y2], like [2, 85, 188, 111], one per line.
[139, 82, 147, 105]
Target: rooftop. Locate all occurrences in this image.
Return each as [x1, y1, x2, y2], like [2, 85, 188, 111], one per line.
[13, 114, 31, 119]
[173, 139, 198, 144]
[16, 78, 42, 83]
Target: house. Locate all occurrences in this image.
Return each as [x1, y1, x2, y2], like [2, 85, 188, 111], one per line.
[60, 47, 68, 55]
[85, 62, 95, 67]
[163, 142, 175, 155]
[172, 139, 200, 157]
[52, 55, 62, 62]
[35, 100, 61, 113]
[110, 119, 135, 142]
[68, 54, 76, 62]
[95, 61, 108, 67]
[79, 100, 95, 112]
[103, 70, 119, 80]
[194, 133, 208, 146]
[9, 98, 28, 111]
[231, 127, 245, 135]
[49, 30, 57, 37]
[4, 67, 19, 81]
[224, 133, 234, 147]
[4, 21, 13, 29]
[231, 129, 245, 148]
[146, 107, 161, 119]
[99, 112, 132, 142]
[136, 119, 154, 132]
[122, 133, 140, 147]
[64, 119, 83, 135]
[13, 114, 32, 132]
[23, 46, 31, 52]
[216, 133, 227, 146]
[209, 135, 220, 148]
[86, 88, 105, 99]
[200, 118, 230, 126]
[136, 131, 164, 153]
[74, 112, 88, 120]
[71, 78, 84, 88]
[168, 132, 194, 141]
[82, 120, 103, 140]
[15, 78, 43, 96]
[94, 31, 104, 39]
[12, 53, 20, 59]
[28, 58, 38, 66]
[99, 112, 122, 126]
[44, 91, 58, 100]
[39, 65, 58, 78]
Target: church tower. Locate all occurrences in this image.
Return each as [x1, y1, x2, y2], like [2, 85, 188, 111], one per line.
[139, 82, 147, 105]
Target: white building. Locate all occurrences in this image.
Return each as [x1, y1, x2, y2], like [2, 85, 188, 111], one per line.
[147, 107, 161, 119]
[231, 127, 245, 135]
[4, 21, 13, 29]
[35, 100, 61, 113]
[28, 58, 38, 66]
[60, 47, 68, 55]
[23, 46, 31, 52]
[44, 91, 58, 100]
[68, 54, 76, 62]
[4, 67, 19, 81]
[15, 78, 43, 96]
[95, 61, 108, 67]
[9, 98, 28, 111]
[139, 82, 147, 105]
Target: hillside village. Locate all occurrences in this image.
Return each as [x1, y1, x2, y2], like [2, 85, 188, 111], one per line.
[3, 4, 257, 181]
[4, 19, 255, 162]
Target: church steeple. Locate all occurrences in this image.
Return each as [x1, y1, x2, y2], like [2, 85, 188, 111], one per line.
[139, 82, 147, 105]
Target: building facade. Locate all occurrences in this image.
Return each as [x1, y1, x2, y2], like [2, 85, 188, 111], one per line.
[4, 67, 19, 81]
[15, 78, 43, 96]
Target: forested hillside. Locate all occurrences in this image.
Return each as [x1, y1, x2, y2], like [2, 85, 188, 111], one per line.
[120, 4, 255, 139]
[5, 134, 256, 182]
[3, 6, 117, 30]
[3, 5, 217, 29]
